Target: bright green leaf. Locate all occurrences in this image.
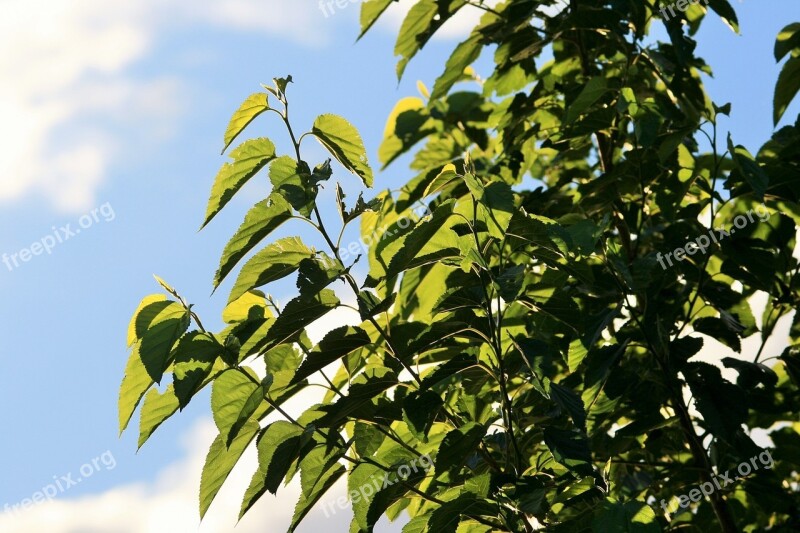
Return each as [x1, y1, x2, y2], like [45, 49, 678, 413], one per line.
[203, 138, 277, 227]
[222, 93, 269, 154]
[311, 114, 374, 187]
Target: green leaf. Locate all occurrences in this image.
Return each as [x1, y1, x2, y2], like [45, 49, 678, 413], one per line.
[550, 382, 587, 429]
[402, 390, 443, 441]
[693, 316, 742, 352]
[359, 0, 395, 39]
[774, 56, 800, 125]
[211, 368, 259, 437]
[364, 459, 429, 531]
[119, 342, 154, 434]
[199, 419, 259, 519]
[138, 385, 180, 449]
[780, 345, 800, 386]
[262, 289, 341, 349]
[402, 515, 430, 533]
[272, 75, 293, 99]
[214, 194, 292, 288]
[222, 93, 269, 154]
[465, 473, 492, 498]
[227, 236, 315, 304]
[543, 427, 592, 472]
[477, 181, 514, 239]
[515, 477, 549, 515]
[127, 294, 167, 347]
[685, 362, 747, 441]
[152, 276, 184, 301]
[311, 159, 333, 185]
[669, 335, 703, 366]
[311, 114, 374, 187]
[349, 462, 384, 530]
[722, 357, 778, 388]
[227, 374, 273, 447]
[269, 156, 316, 217]
[431, 34, 483, 100]
[707, 0, 739, 33]
[775, 23, 800, 61]
[318, 366, 398, 427]
[172, 332, 224, 408]
[354, 422, 385, 458]
[342, 192, 382, 224]
[222, 290, 269, 324]
[435, 422, 486, 474]
[137, 301, 190, 384]
[358, 290, 396, 320]
[296, 255, 345, 298]
[427, 495, 495, 533]
[203, 138, 277, 228]
[240, 422, 309, 517]
[727, 136, 769, 199]
[394, 0, 439, 80]
[423, 164, 459, 197]
[386, 201, 458, 278]
[299, 445, 344, 498]
[592, 499, 659, 532]
[292, 326, 371, 385]
[379, 98, 433, 168]
[615, 416, 677, 439]
[288, 460, 345, 532]
[566, 77, 609, 124]
[264, 344, 302, 393]
[228, 317, 274, 360]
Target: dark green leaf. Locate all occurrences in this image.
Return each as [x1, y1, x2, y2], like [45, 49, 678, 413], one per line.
[435, 422, 486, 474]
[292, 326, 371, 385]
[774, 56, 800, 125]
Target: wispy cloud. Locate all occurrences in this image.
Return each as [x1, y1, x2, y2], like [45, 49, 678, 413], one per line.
[0, 0, 325, 213]
[0, 416, 406, 533]
[376, 0, 501, 40]
[0, 419, 344, 533]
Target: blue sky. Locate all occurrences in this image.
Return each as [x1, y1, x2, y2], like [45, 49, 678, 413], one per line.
[0, 1, 798, 531]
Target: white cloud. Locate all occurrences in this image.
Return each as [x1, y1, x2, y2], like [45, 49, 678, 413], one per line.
[0, 400, 407, 532]
[378, 0, 499, 41]
[0, 0, 326, 213]
[0, 419, 347, 533]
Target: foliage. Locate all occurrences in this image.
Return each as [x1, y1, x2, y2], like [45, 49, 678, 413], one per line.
[121, 2, 800, 532]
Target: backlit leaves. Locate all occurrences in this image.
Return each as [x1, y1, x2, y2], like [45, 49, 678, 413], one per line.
[228, 237, 315, 304]
[214, 193, 292, 288]
[311, 114, 374, 187]
[203, 138, 276, 228]
[222, 93, 269, 153]
[120, 6, 800, 531]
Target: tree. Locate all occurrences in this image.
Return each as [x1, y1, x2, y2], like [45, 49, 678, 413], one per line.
[120, 2, 800, 531]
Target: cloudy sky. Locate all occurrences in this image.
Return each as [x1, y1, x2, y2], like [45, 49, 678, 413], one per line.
[0, 1, 798, 532]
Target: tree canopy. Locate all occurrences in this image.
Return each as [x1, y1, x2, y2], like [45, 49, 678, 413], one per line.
[121, 1, 800, 531]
